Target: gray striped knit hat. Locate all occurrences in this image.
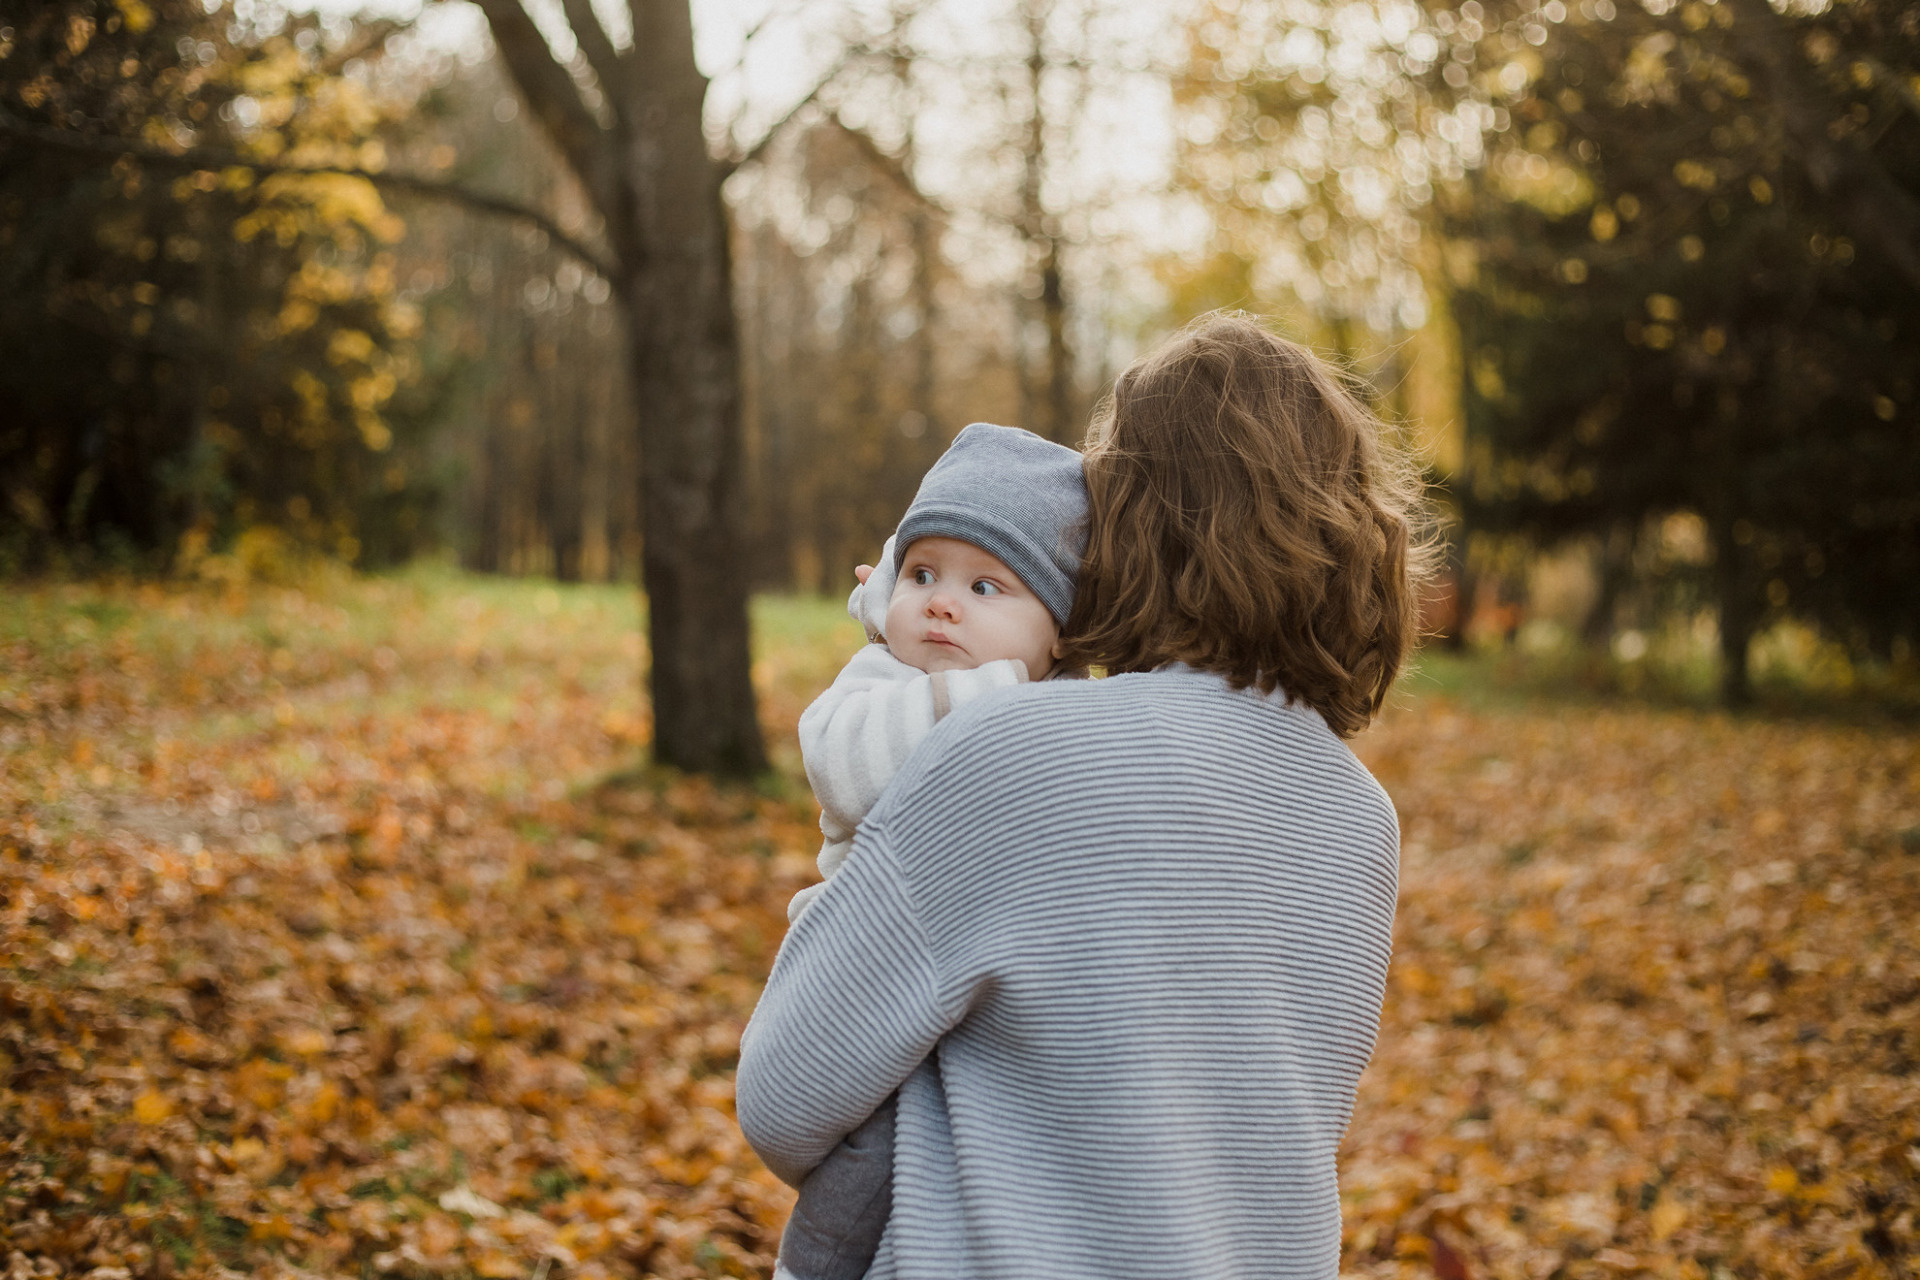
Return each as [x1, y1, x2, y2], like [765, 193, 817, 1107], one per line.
[893, 423, 1089, 627]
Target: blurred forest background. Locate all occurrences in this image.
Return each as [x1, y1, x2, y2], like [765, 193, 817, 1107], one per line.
[4, 0, 1916, 709]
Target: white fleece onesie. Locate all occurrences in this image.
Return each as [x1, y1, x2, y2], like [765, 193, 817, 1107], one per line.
[790, 536, 1029, 922]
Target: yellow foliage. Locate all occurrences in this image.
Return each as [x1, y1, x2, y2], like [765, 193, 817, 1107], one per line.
[356, 411, 393, 452]
[327, 327, 375, 366]
[349, 371, 395, 411]
[1673, 158, 1719, 190]
[256, 171, 394, 238]
[112, 0, 154, 34]
[276, 297, 318, 335]
[388, 299, 423, 340]
[65, 15, 95, 56]
[290, 367, 328, 422]
[189, 524, 345, 588]
[1497, 151, 1594, 216]
[1626, 32, 1678, 97]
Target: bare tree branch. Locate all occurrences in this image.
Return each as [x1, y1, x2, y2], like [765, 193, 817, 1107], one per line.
[717, 1, 940, 173]
[827, 111, 948, 216]
[720, 49, 855, 175]
[315, 16, 414, 76]
[704, 0, 814, 89]
[0, 111, 619, 280]
[470, 0, 623, 229]
[558, 0, 635, 116]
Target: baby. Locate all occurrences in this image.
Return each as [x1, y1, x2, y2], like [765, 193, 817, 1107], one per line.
[776, 422, 1088, 1280]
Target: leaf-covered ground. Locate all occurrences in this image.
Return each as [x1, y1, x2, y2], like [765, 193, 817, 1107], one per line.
[1, 572, 1915, 1280]
[1347, 687, 1919, 1279]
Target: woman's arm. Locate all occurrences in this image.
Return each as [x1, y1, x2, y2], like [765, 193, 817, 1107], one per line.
[736, 829, 964, 1187]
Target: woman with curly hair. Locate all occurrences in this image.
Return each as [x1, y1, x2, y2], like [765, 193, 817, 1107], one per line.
[738, 311, 1433, 1280]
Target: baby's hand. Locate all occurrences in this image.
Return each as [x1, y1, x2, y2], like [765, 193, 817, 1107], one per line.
[848, 539, 895, 640]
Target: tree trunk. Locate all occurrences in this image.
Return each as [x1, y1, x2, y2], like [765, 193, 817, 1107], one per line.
[1712, 521, 1757, 708]
[1718, 574, 1757, 708]
[475, 0, 767, 774]
[1039, 231, 1072, 444]
[1582, 522, 1633, 648]
[1017, 0, 1072, 442]
[622, 1, 766, 773]
[910, 205, 939, 444]
[549, 338, 585, 582]
[1443, 502, 1473, 651]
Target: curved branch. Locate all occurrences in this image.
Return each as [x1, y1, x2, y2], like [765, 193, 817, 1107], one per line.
[559, 0, 634, 114]
[0, 111, 620, 281]
[705, 0, 814, 88]
[827, 112, 948, 216]
[720, 50, 852, 176]
[471, 0, 623, 227]
[718, 0, 933, 175]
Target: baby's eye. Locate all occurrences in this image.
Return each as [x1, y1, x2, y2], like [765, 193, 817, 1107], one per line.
[971, 579, 1003, 597]
[912, 568, 935, 586]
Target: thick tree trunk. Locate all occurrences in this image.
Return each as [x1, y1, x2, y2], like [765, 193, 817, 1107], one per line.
[1039, 233, 1072, 444]
[622, 273, 763, 770]
[475, 0, 768, 773]
[1712, 523, 1757, 708]
[1582, 523, 1633, 648]
[622, 2, 766, 774]
[1718, 571, 1757, 708]
[1443, 502, 1473, 650]
[1017, 0, 1073, 443]
[910, 205, 939, 443]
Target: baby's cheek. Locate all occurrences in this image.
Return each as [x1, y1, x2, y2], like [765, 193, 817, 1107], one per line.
[882, 595, 911, 638]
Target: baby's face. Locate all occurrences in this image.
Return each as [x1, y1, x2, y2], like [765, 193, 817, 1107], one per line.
[884, 537, 1060, 679]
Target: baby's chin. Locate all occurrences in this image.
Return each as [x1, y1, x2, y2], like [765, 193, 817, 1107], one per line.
[890, 639, 976, 673]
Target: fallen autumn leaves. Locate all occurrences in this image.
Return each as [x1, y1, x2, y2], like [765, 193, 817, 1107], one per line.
[1, 575, 828, 1279]
[1344, 700, 1920, 1278]
[1, 572, 1916, 1279]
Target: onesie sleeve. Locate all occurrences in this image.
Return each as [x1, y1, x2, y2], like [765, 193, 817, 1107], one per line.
[797, 647, 1027, 835]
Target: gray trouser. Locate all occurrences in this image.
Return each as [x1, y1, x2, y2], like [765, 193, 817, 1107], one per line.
[777, 1093, 897, 1280]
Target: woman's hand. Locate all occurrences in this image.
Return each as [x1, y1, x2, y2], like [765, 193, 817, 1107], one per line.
[854, 564, 873, 585]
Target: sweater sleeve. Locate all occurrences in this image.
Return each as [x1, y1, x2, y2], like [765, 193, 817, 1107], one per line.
[798, 646, 1027, 836]
[736, 827, 963, 1187]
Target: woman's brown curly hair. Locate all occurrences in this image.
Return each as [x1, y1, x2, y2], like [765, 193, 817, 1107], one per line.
[1057, 312, 1435, 738]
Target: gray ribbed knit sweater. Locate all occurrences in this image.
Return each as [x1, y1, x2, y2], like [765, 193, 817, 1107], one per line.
[736, 666, 1399, 1280]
